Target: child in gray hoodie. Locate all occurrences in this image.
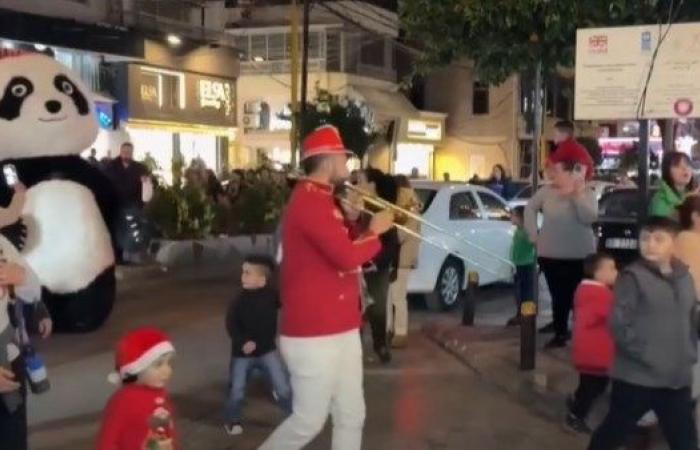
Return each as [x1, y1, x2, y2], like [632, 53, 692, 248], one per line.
[589, 216, 698, 450]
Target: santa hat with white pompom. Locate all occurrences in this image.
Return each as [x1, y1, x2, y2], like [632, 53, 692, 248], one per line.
[108, 328, 175, 384]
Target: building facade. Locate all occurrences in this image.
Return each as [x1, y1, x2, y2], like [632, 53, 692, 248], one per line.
[423, 62, 578, 181]
[0, 0, 242, 180]
[204, 0, 446, 175]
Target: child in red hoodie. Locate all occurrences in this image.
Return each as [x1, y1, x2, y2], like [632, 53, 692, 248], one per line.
[97, 328, 177, 450]
[565, 252, 618, 434]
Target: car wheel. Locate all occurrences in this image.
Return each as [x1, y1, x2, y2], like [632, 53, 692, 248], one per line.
[426, 257, 464, 311]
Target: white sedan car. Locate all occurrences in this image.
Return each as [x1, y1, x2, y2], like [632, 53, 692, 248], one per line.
[407, 181, 515, 310]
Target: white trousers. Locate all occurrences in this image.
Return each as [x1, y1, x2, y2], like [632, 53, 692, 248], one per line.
[388, 269, 410, 337]
[259, 329, 365, 450]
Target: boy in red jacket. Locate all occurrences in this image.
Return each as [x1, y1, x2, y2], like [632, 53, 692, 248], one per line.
[97, 328, 176, 450]
[566, 253, 618, 434]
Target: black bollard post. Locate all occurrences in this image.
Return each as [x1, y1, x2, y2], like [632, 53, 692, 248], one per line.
[461, 271, 479, 326]
[520, 300, 537, 370]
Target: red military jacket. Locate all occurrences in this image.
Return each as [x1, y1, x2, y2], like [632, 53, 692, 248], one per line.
[280, 179, 381, 337]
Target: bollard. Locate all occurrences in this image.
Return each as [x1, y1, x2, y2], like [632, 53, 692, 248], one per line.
[461, 271, 479, 326]
[520, 300, 537, 371]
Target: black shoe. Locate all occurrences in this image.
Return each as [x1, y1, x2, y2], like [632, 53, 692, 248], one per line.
[376, 346, 392, 364]
[544, 335, 567, 349]
[506, 315, 521, 327]
[538, 322, 555, 334]
[564, 413, 592, 434]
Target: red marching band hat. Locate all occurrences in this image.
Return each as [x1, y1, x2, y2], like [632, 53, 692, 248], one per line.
[108, 328, 175, 383]
[301, 125, 354, 160]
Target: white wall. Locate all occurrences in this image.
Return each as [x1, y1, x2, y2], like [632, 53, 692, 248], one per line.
[424, 63, 518, 174]
[0, 0, 108, 23]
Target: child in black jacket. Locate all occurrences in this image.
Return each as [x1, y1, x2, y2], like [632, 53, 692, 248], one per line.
[223, 255, 291, 436]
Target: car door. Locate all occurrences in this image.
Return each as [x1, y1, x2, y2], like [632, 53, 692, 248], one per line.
[472, 189, 515, 283]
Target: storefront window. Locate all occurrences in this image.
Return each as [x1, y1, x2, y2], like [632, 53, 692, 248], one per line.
[180, 133, 219, 173]
[126, 128, 174, 184]
[395, 142, 433, 177]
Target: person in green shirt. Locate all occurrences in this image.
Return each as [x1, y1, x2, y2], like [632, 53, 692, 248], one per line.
[650, 152, 697, 219]
[508, 206, 536, 326]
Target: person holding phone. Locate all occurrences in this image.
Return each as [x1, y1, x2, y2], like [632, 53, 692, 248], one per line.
[526, 144, 598, 349]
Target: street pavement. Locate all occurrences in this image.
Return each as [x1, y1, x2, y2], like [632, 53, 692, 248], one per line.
[25, 266, 586, 450]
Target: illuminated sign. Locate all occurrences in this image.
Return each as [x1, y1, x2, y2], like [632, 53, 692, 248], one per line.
[140, 84, 158, 104]
[139, 66, 186, 110]
[199, 79, 233, 116]
[407, 120, 442, 141]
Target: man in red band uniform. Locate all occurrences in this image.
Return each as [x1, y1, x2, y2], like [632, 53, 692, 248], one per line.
[259, 126, 393, 450]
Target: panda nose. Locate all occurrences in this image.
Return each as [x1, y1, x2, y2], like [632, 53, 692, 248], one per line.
[45, 100, 62, 114]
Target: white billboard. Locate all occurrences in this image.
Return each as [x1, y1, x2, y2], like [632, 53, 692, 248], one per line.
[575, 23, 700, 120]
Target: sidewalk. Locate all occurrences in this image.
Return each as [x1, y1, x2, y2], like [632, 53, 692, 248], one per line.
[422, 319, 601, 424]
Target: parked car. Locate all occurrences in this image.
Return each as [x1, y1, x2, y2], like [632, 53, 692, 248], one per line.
[408, 181, 515, 310]
[596, 188, 656, 267]
[508, 180, 615, 209]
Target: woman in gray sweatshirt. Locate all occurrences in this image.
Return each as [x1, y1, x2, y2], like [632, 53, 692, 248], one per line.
[525, 161, 598, 348]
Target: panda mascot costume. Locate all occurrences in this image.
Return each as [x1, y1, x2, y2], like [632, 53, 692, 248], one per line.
[0, 50, 119, 332]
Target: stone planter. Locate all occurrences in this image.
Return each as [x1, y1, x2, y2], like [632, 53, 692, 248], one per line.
[152, 234, 273, 269]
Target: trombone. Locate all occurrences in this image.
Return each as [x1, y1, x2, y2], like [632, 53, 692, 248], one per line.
[340, 182, 515, 277]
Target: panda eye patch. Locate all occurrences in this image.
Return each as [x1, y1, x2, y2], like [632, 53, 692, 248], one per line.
[0, 77, 34, 121]
[53, 75, 89, 116]
[61, 81, 74, 95]
[11, 85, 28, 97]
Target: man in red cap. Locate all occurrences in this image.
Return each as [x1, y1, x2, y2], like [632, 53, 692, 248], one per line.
[260, 125, 393, 450]
[549, 120, 595, 180]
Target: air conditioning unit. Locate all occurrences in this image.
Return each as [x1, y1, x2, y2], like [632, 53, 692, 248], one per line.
[244, 100, 262, 114]
[243, 113, 261, 129]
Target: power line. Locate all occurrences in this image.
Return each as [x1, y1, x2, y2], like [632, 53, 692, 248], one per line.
[318, 1, 421, 57]
[342, 0, 399, 32]
[635, 0, 685, 118]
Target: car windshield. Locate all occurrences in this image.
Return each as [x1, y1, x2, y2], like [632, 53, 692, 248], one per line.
[599, 189, 651, 219]
[415, 188, 437, 214]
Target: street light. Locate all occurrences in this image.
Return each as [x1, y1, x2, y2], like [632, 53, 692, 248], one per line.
[166, 34, 182, 47]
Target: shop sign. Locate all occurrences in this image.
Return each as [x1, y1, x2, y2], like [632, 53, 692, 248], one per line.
[198, 79, 234, 116]
[576, 23, 700, 120]
[407, 120, 442, 141]
[140, 72, 159, 105]
[126, 64, 236, 127]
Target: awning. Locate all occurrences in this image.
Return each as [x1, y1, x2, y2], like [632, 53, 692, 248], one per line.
[349, 85, 418, 122]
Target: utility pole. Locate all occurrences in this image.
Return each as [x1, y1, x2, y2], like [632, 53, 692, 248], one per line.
[289, 0, 301, 166]
[638, 120, 650, 223]
[520, 61, 543, 372]
[300, 0, 311, 118]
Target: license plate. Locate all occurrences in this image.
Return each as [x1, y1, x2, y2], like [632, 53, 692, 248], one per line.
[605, 238, 638, 250]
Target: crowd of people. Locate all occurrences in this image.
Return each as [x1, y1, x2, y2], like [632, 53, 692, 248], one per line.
[3, 119, 699, 450]
[518, 120, 700, 450]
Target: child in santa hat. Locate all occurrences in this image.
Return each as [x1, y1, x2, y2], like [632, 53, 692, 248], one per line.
[97, 328, 177, 450]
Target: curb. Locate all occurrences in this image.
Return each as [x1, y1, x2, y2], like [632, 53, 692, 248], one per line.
[423, 321, 576, 424]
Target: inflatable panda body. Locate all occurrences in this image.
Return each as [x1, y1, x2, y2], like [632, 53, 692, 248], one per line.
[0, 52, 118, 332]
